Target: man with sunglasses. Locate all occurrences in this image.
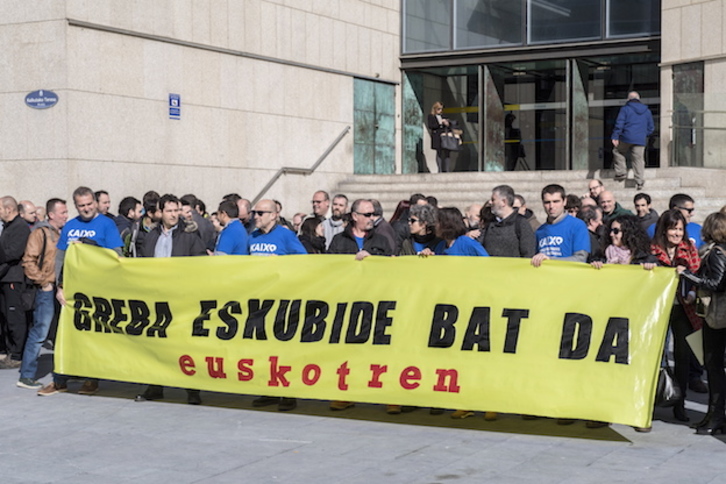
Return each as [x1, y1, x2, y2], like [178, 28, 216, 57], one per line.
[247, 200, 306, 256]
[327, 199, 392, 259]
[646, 193, 703, 249]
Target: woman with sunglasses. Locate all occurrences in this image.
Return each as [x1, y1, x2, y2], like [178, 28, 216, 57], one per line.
[399, 204, 444, 256]
[427, 101, 453, 173]
[589, 215, 655, 430]
[651, 209, 701, 423]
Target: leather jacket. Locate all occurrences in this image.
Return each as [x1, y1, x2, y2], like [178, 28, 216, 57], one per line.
[682, 243, 726, 293]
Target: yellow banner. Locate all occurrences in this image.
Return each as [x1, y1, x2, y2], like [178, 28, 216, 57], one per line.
[57, 244, 678, 428]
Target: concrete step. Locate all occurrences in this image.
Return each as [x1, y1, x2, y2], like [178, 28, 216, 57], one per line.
[333, 167, 726, 224]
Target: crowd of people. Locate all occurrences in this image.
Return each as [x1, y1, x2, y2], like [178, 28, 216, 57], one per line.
[1, 179, 725, 435]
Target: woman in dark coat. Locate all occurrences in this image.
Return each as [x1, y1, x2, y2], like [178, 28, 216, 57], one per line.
[427, 101, 452, 173]
[681, 212, 726, 435]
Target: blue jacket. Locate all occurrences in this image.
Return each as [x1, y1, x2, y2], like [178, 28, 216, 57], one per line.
[612, 99, 654, 146]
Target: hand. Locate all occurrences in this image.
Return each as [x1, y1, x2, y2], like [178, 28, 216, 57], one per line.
[56, 287, 66, 306]
[442, 119, 450, 127]
[612, 139, 619, 147]
[531, 253, 549, 267]
[591, 261, 603, 270]
[685, 291, 696, 305]
[676, 265, 687, 274]
[355, 250, 371, 261]
[418, 248, 434, 257]
[641, 262, 656, 271]
[467, 229, 481, 239]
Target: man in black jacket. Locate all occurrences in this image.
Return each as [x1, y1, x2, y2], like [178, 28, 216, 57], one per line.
[328, 199, 392, 258]
[0, 196, 32, 368]
[135, 194, 206, 404]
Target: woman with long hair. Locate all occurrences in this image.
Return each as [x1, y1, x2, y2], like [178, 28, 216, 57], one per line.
[298, 217, 325, 254]
[434, 207, 489, 257]
[681, 212, 726, 434]
[427, 101, 453, 173]
[651, 209, 701, 423]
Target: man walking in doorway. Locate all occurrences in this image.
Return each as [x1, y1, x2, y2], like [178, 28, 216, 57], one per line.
[611, 91, 654, 191]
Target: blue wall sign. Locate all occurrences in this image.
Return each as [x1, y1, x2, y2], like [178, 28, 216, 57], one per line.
[25, 90, 59, 109]
[169, 93, 181, 120]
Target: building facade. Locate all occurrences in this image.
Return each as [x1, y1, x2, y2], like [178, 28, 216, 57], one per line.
[0, 1, 400, 212]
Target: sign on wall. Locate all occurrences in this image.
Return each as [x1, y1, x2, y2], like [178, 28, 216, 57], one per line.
[169, 93, 181, 120]
[25, 90, 58, 109]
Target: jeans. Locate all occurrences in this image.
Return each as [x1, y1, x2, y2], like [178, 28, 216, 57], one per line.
[19, 288, 55, 380]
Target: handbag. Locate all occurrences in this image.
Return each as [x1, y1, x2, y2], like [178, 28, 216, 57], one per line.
[655, 362, 682, 407]
[440, 127, 462, 151]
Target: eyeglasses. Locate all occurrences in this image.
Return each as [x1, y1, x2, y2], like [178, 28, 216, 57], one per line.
[251, 210, 273, 216]
[408, 218, 420, 224]
[677, 206, 695, 214]
[355, 212, 375, 218]
[610, 227, 621, 234]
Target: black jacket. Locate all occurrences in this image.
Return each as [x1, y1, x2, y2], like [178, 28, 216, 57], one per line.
[328, 226, 392, 256]
[480, 210, 536, 258]
[682, 243, 726, 293]
[0, 215, 31, 282]
[139, 222, 207, 258]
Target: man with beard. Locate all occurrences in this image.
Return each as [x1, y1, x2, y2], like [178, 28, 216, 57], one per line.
[481, 185, 535, 258]
[321, 194, 348, 249]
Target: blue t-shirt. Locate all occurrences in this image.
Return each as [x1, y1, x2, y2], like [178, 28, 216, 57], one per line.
[647, 221, 703, 249]
[535, 215, 590, 258]
[248, 225, 307, 256]
[215, 219, 249, 255]
[442, 235, 489, 257]
[354, 236, 365, 251]
[57, 214, 124, 251]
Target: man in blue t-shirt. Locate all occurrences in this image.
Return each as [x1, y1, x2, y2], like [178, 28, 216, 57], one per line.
[214, 200, 249, 255]
[646, 193, 703, 249]
[531, 184, 590, 268]
[38, 186, 124, 397]
[248, 199, 306, 256]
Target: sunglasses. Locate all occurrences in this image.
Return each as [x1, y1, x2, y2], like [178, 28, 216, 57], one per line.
[355, 212, 375, 218]
[251, 210, 273, 216]
[677, 206, 695, 214]
[408, 218, 420, 223]
[610, 227, 621, 234]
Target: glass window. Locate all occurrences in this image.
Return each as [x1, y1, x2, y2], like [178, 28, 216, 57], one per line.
[608, 0, 660, 37]
[528, 0, 601, 44]
[403, 0, 451, 53]
[454, 0, 523, 49]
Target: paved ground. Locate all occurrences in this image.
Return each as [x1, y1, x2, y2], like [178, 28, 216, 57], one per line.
[1, 351, 725, 484]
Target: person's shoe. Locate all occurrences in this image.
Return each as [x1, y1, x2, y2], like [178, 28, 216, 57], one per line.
[695, 415, 726, 435]
[252, 396, 280, 407]
[429, 407, 445, 415]
[614, 174, 626, 182]
[636, 182, 645, 190]
[673, 404, 690, 422]
[278, 398, 297, 411]
[37, 382, 68, 396]
[330, 400, 355, 411]
[451, 410, 475, 419]
[17, 378, 42, 389]
[484, 412, 498, 421]
[521, 414, 539, 420]
[689, 378, 708, 394]
[77, 380, 99, 395]
[0, 358, 21, 369]
[386, 405, 402, 415]
[633, 426, 652, 433]
[585, 420, 610, 429]
[187, 390, 202, 405]
[556, 418, 576, 425]
[136, 386, 164, 401]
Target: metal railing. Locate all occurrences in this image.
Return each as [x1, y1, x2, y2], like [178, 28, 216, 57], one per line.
[251, 126, 351, 205]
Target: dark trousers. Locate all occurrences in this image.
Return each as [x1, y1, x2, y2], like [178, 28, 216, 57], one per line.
[669, 304, 694, 404]
[0, 282, 30, 360]
[703, 324, 726, 415]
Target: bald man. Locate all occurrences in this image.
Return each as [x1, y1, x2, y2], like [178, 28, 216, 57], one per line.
[598, 190, 633, 224]
[248, 199, 306, 256]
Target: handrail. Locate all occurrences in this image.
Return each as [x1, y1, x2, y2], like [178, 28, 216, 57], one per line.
[251, 126, 351, 205]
